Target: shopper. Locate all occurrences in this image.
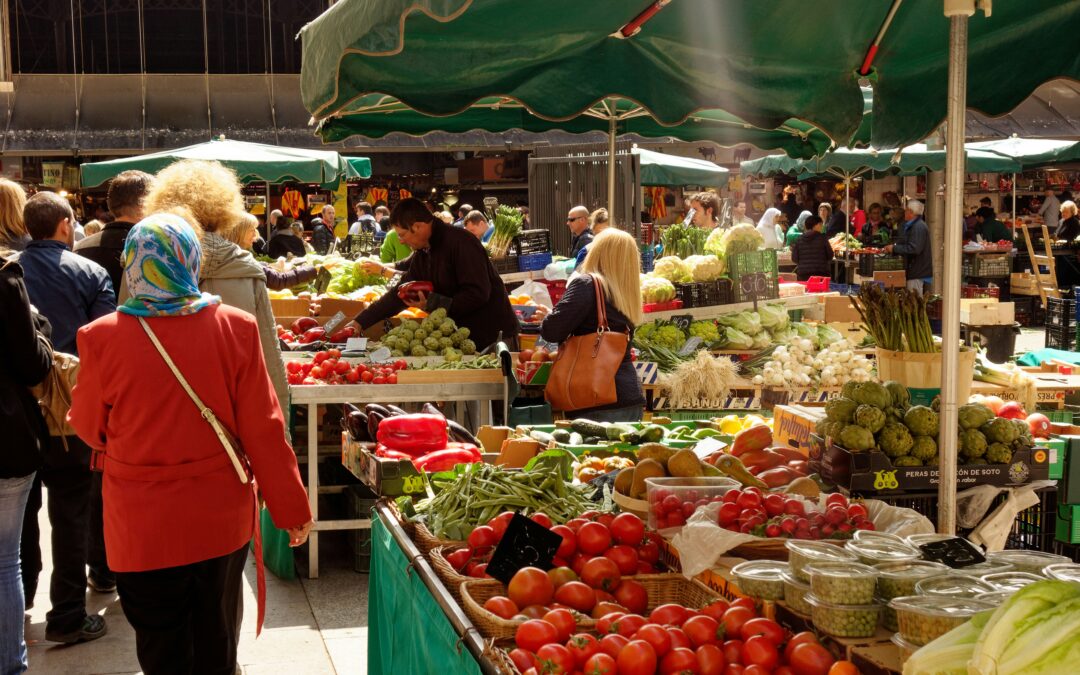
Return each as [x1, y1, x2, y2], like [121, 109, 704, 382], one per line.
[0, 179, 29, 252]
[17, 191, 115, 645]
[0, 248, 53, 675]
[266, 213, 307, 259]
[824, 200, 848, 237]
[567, 205, 594, 261]
[144, 159, 290, 414]
[67, 213, 312, 675]
[885, 199, 932, 294]
[374, 206, 390, 243]
[538, 229, 645, 422]
[1057, 201, 1080, 242]
[452, 203, 473, 228]
[379, 220, 413, 263]
[756, 207, 784, 249]
[731, 200, 754, 227]
[779, 186, 802, 228]
[790, 215, 834, 281]
[689, 192, 721, 230]
[351, 198, 518, 351]
[974, 206, 1012, 243]
[850, 199, 867, 237]
[310, 205, 336, 254]
[786, 210, 812, 247]
[227, 213, 318, 291]
[463, 210, 494, 243]
[349, 201, 377, 235]
[75, 170, 154, 301]
[1039, 187, 1061, 231]
[860, 203, 891, 247]
[81, 220, 102, 237]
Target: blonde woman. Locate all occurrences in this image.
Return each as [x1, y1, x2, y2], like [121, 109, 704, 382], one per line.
[0, 179, 29, 251]
[82, 219, 103, 237]
[144, 160, 289, 414]
[538, 229, 645, 422]
[226, 213, 319, 292]
[590, 207, 611, 235]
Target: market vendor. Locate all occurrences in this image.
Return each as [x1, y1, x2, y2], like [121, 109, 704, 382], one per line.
[859, 203, 891, 247]
[974, 206, 1012, 243]
[884, 199, 932, 294]
[350, 198, 518, 350]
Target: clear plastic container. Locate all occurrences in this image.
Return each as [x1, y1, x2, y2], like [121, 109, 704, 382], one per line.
[1043, 562, 1080, 582]
[782, 572, 813, 616]
[980, 571, 1045, 591]
[889, 595, 995, 646]
[731, 560, 787, 601]
[986, 550, 1070, 576]
[805, 594, 881, 638]
[974, 590, 1012, 607]
[914, 573, 996, 599]
[845, 538, 921, 566]
[786, 540, 857, 582]
[891, 632, 921, 663]
[875, 560, 950, 631]
[645, 477, 739, 530]
[854, 529, 906, 544]
[806, 562, 879, 605]
[952, 560, 1015, 577]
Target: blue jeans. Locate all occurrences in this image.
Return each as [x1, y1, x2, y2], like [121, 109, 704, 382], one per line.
[584, 404, 644, 423]
[0, 473, 34, 675]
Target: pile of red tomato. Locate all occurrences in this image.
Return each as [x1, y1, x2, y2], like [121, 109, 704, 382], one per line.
[508, 593, 856, 675]
[714, 490, 874, 541]
[443, 511, 664, 580]
[284, 349, 408, 386]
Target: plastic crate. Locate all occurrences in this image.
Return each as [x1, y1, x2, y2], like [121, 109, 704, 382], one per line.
[829, 282, 858, 296]
[1044, 323, 1075, 350]
[961, 284, 1001, 299]
[518, 252, 552, 272]
[538, 279, 566, 305]
[346, 484, 377, 573]
[640, 246, 655, 273]
[516, 229, 550, 256]
[857, 254, 904, 275]
[709, 279, 733, 306]
[674, 282, 704, 308]
[643, 299, 683, 313]
[1057, 505, 1080, 545]
[1046, 297, 1077, 329]
[728, 249, 780, 303]
[805, 276, 830, 293]
[491, 255, 520, 274]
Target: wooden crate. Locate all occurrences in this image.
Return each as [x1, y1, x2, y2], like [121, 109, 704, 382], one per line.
[395, 369, 503, 384]
[960, 300, 1015, 326]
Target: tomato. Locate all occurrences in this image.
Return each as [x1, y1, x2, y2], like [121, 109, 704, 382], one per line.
[508, 648, 537, 673]
[650, 603, 689, 627]
[581, 557, 622, 592]
[360, 370, 374, 383]
[508, 567, 555, 608]
[551, 525, 577, 559]
[596, 513, 616, 529]
[613, 579, 648, 615]
[604, 545, 639, 575]
[566, 517, 589, 533]
[592, 601, 627, 619]
[286, 361, 302, 374]
[633, 623, 672, 658]
[541, 608, 576, 643]
[550, 580, 593, 613]
[788, 642, 834, 675]
[723, 666, 745, 675]
[743, 666, 770, 675]
[720, 606, 754, 640]
[571, 553, 589, 577]
[611, 613, 646, 638]
[683, 614, 723, 647]
[444, 548, 471, 571]
[638, 540, 661, 565]
[393, 358, 408, 370]
[599, 633, 629, 658]
[742, 636, 778, 670]
[386, 373, 398, 384]
[722, 640, 744, 666]
[519, 605, 549, 620]
[334, 360, 350, 374]
[567, 633, 601, 669]
[530, 512, 553, 529]
[516, 619, 560, 652]
[699, 600, 730, 621]
[617, 640, 658, 675]
[584, 652, 618, 675]
[610, 513, 645, 546]
[536, 643, 575, 675]
[827, 661, 858, 675]
[729, 597, 756, 612]
[783, 632, 819, 663]
[735, 491, 761, 511]
[667, 627, 692, 651]
[740, 618, 784, 645]
[596, 612, 625, 635]
[660, 647, 699, 675]
[696, 643, 726, 675]
[485, 511, 513, 540]
[483, 596, 518, 619]
[578, 522, 613, 555]
[372, 375, 387, 384]
[344, 369, 361, 383]
[548, 566, 578, 589]
[467, 525, 497, 553]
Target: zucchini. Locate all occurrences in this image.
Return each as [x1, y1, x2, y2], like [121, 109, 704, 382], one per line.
[583, 436, 603, 445]
[551, 429, 572, 443]
[529, 430, 554, 445]
[606, 423, 635, 441]
[570, 419, 609, 438]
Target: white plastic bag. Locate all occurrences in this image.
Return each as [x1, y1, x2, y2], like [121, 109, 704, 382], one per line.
[514, 279, 553, 308]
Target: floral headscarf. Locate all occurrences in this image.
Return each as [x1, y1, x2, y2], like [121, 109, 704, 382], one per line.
[118, 213, 220, 317]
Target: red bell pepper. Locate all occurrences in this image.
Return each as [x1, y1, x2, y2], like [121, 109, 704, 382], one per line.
[329, 325, 357, 343]
[443, 442, 482, 460]
[375, 414, 448, 455]
[291, 316, 319, 334]
[397, 280, 434, 302]
[299, 327, 326, 344]
[374, 444, 412, 461]
[413, 447, 481, 473]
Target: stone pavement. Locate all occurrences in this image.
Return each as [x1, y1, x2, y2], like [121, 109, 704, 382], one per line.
[24, 504, 368, 675]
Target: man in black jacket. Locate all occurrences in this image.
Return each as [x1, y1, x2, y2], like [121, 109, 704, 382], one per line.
[351, 199, 518, 350]
[74, 170, 153, 300]
[790, 216, 834, 281]
[310, 205, 337, 254]
[886, 199, 933, 294]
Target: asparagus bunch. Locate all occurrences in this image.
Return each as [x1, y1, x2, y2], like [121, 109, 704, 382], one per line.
[852, 284, 937, 353]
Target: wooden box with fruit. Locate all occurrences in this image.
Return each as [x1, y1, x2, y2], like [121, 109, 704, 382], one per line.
[516, 346, 555, 386]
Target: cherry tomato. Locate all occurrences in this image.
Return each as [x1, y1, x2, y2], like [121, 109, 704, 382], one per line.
[372, 375, 386, 384]
[515, 619, 559, 652]
[508, 567, 554, 609]
[541, 608, 576, 643]
[360, 370, 374, 383]
[610, 513, 645, 546]
[696, 643, 727, 675]
[577, 522, 613, 555]
[659, 647, 699, 675]
[825, 493, 848, 509]
[788, 642, 835, 675]
[550, 525, 577, 559]
[740, 618, 785, 645]
[718, 502, 741, 527]
[616, 640, 658, 675]
[598, 633, 629, 658]
[554, 581, 596, 614]
[483, 596, 518, 620]
[846, 503, 868, 520]
[536, 643, 575, 675]
[742, 636, 779, 671]
[683, 614, 723, 647]
[393, 358, 408, 370]
[633, 623, 672, 659]
[650, 603, 689, 627]
[566, 633, 601, 669]
[386, 373, 398, 384]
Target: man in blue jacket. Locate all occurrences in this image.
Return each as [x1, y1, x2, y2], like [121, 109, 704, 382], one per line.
[885, 199, 933, 295]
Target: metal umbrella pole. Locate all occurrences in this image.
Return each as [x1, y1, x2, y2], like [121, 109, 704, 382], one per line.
[938, 0, 974, 536]
[608, 116, 617, 221]
[1011, 173, 1017, 235]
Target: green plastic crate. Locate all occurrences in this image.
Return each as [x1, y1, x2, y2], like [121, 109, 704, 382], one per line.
[1046, 437, 1068, 479]
[1045, 410, 1075, 424]
[1056, 504, 1080, 545]
[728, 250, 779, 303]
[666, 409, 772, 421]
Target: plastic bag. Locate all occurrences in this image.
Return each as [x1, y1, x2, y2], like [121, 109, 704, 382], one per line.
[514, 279, 554, 308]
[961, 481, 1054, 551]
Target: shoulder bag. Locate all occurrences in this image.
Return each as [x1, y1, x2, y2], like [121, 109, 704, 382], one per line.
[30, 334, 80, 445]
[544, 275, 629, 412]
[138, 317, 251, 485]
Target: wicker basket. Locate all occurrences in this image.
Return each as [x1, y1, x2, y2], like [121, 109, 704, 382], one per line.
[429, 545, 473, 602]
[411, 521, 466, 555]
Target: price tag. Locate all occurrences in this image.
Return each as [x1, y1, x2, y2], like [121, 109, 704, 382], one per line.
[693, 436, 727, 460]
[345, 337, 369, 352]
[739, 272, 769, 309]
[678, 336, 703, 356]
[368, 346, 393, 364]
[486, 513, 563, 584]
[670, 314, 693, 332]
[323, 311, 347, 336]
[918, 538, 986, 568]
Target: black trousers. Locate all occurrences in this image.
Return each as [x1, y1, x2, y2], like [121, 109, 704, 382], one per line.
[88, 471, 112, 584]
[116, 544, 248, 675]
[20, 435, 92, 633]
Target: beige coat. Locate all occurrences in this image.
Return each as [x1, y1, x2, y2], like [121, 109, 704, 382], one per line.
[199, 232, 289, 417]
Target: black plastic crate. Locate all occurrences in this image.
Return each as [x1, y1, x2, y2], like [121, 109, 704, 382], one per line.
[857, 254, 905, 276]
[1045, 324, 1076, 350]
[516, 229, 550, 255]
[491, 255, 520, 274]
[674, 282, 703, 308]
[1046, 297, 1077, 330]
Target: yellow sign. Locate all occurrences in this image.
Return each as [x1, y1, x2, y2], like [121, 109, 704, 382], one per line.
[42, 162, 64, 188]
[332, 182, 349, 238]
[873, 469, 899, 490]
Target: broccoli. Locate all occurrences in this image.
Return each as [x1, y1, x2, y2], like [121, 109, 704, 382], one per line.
[635, 322, 657, 344]
[423, 336, 441, 350]
[903, 406, 939, 437]
[825, 397, 860, 425]
[850, 382, 892, 409]
[650, 324, 687, 350]
[960, 429, 988, 459]
[879, 422, 914, 458]
[839, 424, 876, 451]
[410, 345, 428, 357]
[854, 405, 887, 433]
[893, 456, 923, 467]
[884, 380, 911, 410]
[910, 435, 938, 462]
[461, 339, 477, 355]
[987, 443, 1013, 464]
[688, 320, 721, 345]
[958, 403, 995, 431]
[981, 418, 1020, 445]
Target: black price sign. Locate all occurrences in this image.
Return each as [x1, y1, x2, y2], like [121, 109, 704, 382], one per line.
[670, 314, 694, 332]
[918, 537, 987, 568]
[485, 513, 563, 584]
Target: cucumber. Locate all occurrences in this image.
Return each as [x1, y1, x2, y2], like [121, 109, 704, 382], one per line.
[606, 423, 635, 441]
[529, 430, 554, 445]
[636, 425, 666, 444]
[551, 429, 571, 443]
[570, 419, 609, 438]
[568, 432, 583, 445]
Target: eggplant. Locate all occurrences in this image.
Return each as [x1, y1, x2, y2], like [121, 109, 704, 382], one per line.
[366, 410, 386, 440]
[344, 410, 370, 441]
[365, 403, 392, 418]
[447, 419, 482, 447]
[385, 404, 408, 416]
[421, 402, 444, 418]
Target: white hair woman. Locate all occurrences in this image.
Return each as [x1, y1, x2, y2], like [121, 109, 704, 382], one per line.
[1056, 200, 1079, 241]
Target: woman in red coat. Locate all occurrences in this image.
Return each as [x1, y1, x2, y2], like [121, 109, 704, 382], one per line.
[68, 212, 312, 675]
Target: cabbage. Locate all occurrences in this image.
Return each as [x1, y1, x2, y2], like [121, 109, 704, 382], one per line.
[704, 223, 764, 258]
[683, 254, 725, 282]
[751, 330, 772, 350]
[757, 304, 789, 331]
[770, 326, 796, 344]
[716, 310, 762, 336]
[816, 324, 843, 346]
[640, 274, 676, 303]
[721, 327, 754, 350]
[652, 256, 692, 283]
[791, 322, 821, 348]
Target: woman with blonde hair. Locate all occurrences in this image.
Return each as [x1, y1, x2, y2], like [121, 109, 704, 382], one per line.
[0, 178, 29, 251]
[226, 212, 319, 292]
[589, 207, 611, 234]
[1056, 200, 1080, 241]
[144, 160, 289, 413]
[539, 229, 645, 422]
[82, 219, 104, 237]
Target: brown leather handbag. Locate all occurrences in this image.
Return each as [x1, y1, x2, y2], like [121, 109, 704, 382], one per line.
[545, 275, 629, 412]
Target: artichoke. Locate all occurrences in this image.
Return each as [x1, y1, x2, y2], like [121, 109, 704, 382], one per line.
[987, 443, 1013, 464]
[884, 380, 911, 410]
[841, 381, 861, 400]
[854, 405, 887, 433]
[825, 397, 860, 425]
[839, 424, 877, 451]
[878, 422, 914, 458]
[910, 435, 938, 462]
[981, 417, 1020, 445]
[850, 382, 892, 410]
[958, 403, 995, 431]
[903, 406, 939, 437]
[960, 429, 988, 459]
[894, 455, 923, 467]
[931, 395, 941, 412]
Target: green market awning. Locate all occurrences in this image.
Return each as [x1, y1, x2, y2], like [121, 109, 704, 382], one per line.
[634, 148, 727, 187]
[300, 0, 1080, 152]
[966, 138, 1080, 169]
[80, 138, 368, 188]
[741, 143, 1022, 179]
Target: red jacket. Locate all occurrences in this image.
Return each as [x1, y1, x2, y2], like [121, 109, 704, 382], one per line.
[69, 304, 310, 573]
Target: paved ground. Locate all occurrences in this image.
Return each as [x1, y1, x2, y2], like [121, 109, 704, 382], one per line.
[24, 504, 368, 675]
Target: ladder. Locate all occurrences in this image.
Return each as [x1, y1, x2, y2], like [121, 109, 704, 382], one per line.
[1019, 221, 1060, 309]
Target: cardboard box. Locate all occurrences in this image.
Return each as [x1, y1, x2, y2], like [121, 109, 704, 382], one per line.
[270, 296, 310, 318]
[822, 295, 862, 323]
[496, 438, 542, 468]
[873, 270, 906, 288]
[829, 321, 868, 344]
[313, 297, 367, 318]
[476, 425, 511, 455]
[772, 405, 825, 455]
[960, 300, 1015, 326]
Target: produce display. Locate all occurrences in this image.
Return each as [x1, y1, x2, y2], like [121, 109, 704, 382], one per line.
[853, 284, 936, 353]
[806, 562, 878, 605]
[377, 307, 477, 358]
[730, 560, 788, 601]
[285, 348, 407, 385]
[805, 595, 881, 638]
[344, 403, 484, 474]
[750, 338, 873, 389]
[659, 222, 709, 259]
